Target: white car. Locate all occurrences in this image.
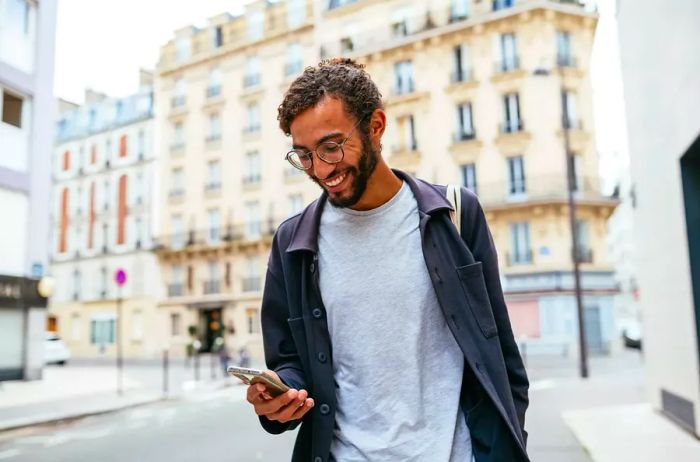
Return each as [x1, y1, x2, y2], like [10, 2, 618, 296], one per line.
[44, 332, 71, 365]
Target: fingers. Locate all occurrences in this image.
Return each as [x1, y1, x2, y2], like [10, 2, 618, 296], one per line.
[247, 385, 315, 423]
[267, 390, 314, 423]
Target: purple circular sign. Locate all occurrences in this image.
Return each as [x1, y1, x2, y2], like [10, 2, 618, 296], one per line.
[114, 269, 127, 287]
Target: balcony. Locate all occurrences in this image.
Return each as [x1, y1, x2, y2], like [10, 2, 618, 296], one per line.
[575, 247, 594, 264]
[242, 125, 261, 136]
[451, 68, 474, 84]
[242, 277, 262, 292]
[453, 130, 476, 143]
[205, 133, 222, 145]
[242, 174, 262, 188]
[168, 189, 185, 202]
[153, 221, 281, 253]
[243, 74, 261, 88]
[168, 283, 184, 297]
[203, 280, 221, 294]
[506, 249, 533, 266]
[494, 57, 521, 74]
[392, 81, 416, 97]
[170, 142, 185, 154]
[557, 55, 578, 69]
[204, 182, 222, 194]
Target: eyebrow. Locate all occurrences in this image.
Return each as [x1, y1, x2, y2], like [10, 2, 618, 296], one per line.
[292, 131, 345, 151]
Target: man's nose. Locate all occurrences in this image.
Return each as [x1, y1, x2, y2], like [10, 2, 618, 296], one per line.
[312, 154, 336, 180]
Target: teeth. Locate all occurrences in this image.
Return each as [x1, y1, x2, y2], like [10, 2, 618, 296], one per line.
[325, 173, 346, 187]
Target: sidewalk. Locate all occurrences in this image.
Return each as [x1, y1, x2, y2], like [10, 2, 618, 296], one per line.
[0, 356, 249, 433]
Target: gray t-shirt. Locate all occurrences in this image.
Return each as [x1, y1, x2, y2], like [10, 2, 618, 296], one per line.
[318, 182, 474, 461]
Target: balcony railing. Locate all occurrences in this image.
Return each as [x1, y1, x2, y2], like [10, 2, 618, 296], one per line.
[243, 74, 261, 88]
[242, 277, 262, 292]
[453, 130, 476, 142]
[242, 174, 262, 186]
[562, 118, 583, 130]
[206, 133, 222, 143]
[168, 283, 184, 297]
[243, 125, 261, 135]
[451, 68, 474, 83]
[170, 142, 185, 152]
[203, 280, 221, 294]
[506, 250, 533, 266]
[500, 120, 524, 134]
[206, 85, 221, 98]
[171, 96, 186, 108]
[469, 175, 608, 208]
[575, 247, 594, 264]
[392, 81, 416, 96]
[153, 220, 283, 252]
[168, 189, 185, 200]
[557, 55, 578, 68]
[495, 57, 521, 74]
[205, 182, 221, 193]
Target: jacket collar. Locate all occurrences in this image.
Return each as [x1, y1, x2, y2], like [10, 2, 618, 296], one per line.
[286, 169, 453, 253]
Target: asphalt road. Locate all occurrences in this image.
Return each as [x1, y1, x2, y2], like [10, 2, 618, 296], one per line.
[0, 385, 297, 462]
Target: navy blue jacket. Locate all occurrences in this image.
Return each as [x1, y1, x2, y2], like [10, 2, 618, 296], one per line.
[259, 170, 530, 462]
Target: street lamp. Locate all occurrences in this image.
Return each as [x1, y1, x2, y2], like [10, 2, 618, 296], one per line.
[533, 64, 589, 378]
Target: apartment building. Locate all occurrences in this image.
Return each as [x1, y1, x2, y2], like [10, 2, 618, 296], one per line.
[0, 0, 57, 380]
[49, 72, 162, 358]
[155, 0, 617, 360]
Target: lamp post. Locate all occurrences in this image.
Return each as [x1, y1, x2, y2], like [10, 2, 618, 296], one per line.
[114, 269, 127, 394]
[534, 63, 589, 378]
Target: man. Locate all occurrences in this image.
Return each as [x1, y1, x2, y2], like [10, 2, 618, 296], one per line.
[245, 58, 529, 462]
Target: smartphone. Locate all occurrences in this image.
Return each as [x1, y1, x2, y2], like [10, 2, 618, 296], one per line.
[227, 366, 290, 397]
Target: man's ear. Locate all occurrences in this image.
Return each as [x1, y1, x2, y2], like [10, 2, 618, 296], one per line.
[368, 109, 387, 145]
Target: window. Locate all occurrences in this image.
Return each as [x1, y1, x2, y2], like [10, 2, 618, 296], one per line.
[172, 121, 185, 149]
[207, 161, 221, 190]
[172, 79, 186, 108]
[461, 163, 477, 195]
[212, 25, 224, 48]
[206, 261, 220, 293]
[62, 151, 70, 171]
[137, 130, 145, 158]
[102, 222, 109, 252]
[561, 91, 579, 129]
[329, 0, 356, 9]
[287, 0, 306, 27]
[117, 175, 128, 245]
[105, 138, 112, 163]
[390, 8, 411, 37]
[568, 154, 582, 192]
[244, 56, 261, 87]
[451, 0, 470, 21]
[172, 214, 185, 249]
[246, 103, 260, 133]
[170, 265, 184, 297]
[170, 313, 182, 336]
[575, 220, 591, 262]
[171, 167, 184, 197]
[176, 37, 191, 62]
[452, 44, 472, 82]
[2, 91, 23, 128]
[207, 68, 222, 97]
[495, 33, 518, 72]
[59, 188, 69, 253]
[557, 31, 573, 67]
[394, 60, 415, 95]
[245, 202, 261, 239]
[7, 0, 31, 35]
[88, 182, 96, 249]
[207, 208, 221, 243]
[395, 115, 417, 152]
[493, 0, 513, 11]
[91, 315, 116, 345]
[119, 134, 128, 157]
[135, 217, 142, 247]
[207, 113, 221, 141]
[245, 151, 262, 184]
[100, 266, 108, 297]
[247, 11, 264, 41]
[456, 103, 475, 140]
[507, 156, 526, 196]
[509, 222, 532, 265]
[288, 194, 304, 216]
[244, 256, 261, 292]
[72, 269, 81, 300]
[503, 93, 521, 132]
[246, 308, 261, 334]
[286, 42, 303, 76]
[90, 144, 97, 164]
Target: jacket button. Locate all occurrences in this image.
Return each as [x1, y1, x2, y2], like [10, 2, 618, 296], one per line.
[309, 263, 315, 273]
[319, 403, 330, 415]
[314, 457, 323, 462]
[317, 352, 327, 363]
[312, 308, 322, 319]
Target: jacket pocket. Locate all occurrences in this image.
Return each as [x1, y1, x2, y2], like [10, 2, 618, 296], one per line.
[456, 262, 498, 338]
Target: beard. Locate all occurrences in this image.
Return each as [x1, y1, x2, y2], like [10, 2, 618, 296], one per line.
[310, 132, 379, 208]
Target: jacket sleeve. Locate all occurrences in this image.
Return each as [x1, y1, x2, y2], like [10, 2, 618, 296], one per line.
[258, 233, 308, 434]
[462, 189, 530, 444]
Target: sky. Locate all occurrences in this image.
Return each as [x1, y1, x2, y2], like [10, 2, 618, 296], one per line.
[53, 0, 629, 191]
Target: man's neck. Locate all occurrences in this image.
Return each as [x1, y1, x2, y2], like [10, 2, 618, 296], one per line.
[349, 160, 403, 211]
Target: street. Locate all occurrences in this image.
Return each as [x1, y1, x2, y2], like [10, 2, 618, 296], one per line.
[0, 350, 647, 462]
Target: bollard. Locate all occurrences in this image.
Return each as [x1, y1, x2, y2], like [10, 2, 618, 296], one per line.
[194, 351, 200, 382]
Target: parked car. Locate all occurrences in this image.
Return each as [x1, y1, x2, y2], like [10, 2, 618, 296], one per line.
[44, 332, 71, 365]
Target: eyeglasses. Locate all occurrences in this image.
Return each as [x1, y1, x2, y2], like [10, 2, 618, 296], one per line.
[285, 116, 366, 171]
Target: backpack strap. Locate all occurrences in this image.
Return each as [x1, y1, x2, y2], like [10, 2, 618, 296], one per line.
[446, 184, 462, 232]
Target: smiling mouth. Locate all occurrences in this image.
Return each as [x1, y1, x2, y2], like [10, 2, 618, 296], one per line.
[324, 172, 347, 188]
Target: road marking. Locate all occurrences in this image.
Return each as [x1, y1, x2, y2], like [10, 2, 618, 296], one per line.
[0, 449, 20, 460]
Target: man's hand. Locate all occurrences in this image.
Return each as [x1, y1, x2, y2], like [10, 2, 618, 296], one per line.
[246, 370, 314, 423]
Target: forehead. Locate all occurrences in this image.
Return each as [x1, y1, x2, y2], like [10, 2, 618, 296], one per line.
[289, 97, 354, 146]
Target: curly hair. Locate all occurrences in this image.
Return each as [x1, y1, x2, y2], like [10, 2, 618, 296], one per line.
[277, 58, 384, 136]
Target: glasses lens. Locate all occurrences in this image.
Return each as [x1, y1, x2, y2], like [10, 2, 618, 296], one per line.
[317, 142, 343, 163]
[287, 150, 311, 170]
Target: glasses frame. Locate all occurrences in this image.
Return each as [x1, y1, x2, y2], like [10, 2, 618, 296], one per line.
[285, 116, 367, 171]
